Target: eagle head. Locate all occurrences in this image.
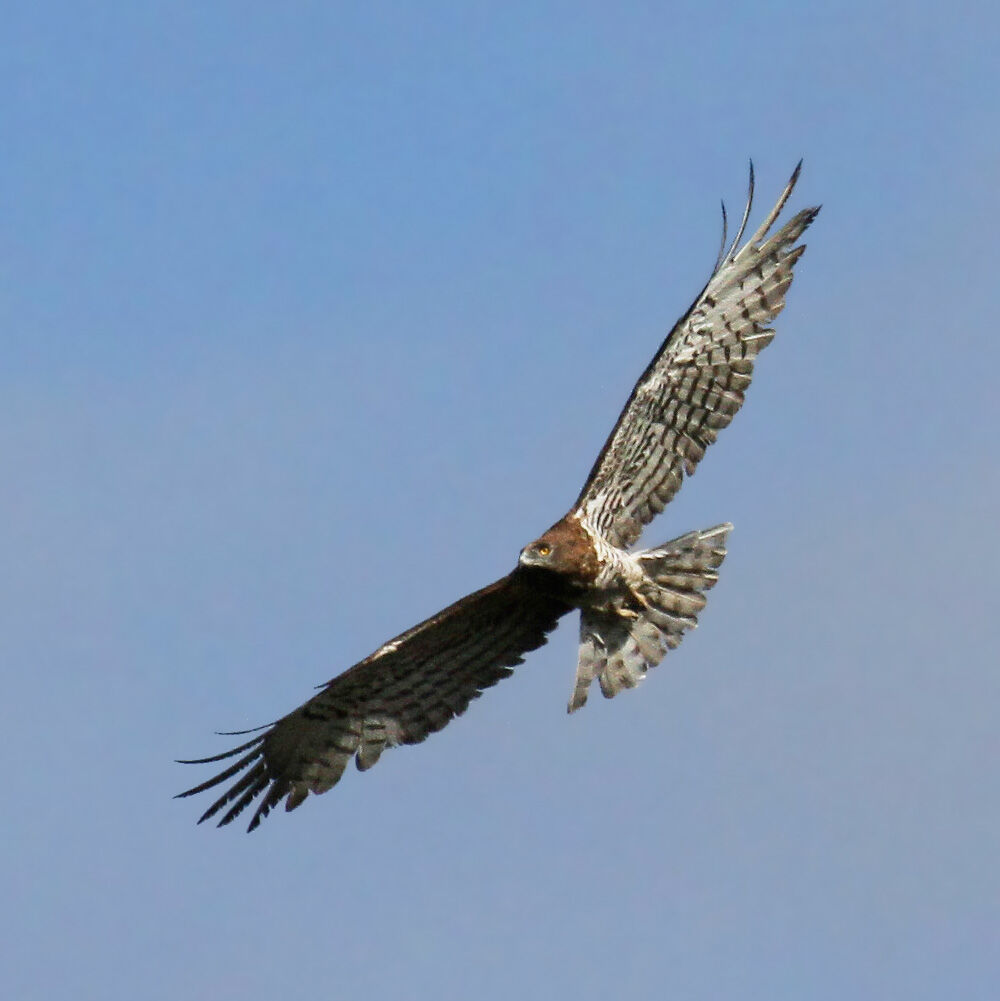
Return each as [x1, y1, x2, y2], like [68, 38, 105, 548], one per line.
[519, 536, 558, 569]
[517, 517, 598, 587]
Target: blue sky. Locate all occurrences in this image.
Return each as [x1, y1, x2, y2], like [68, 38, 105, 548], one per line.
[2, 3, 998, 999]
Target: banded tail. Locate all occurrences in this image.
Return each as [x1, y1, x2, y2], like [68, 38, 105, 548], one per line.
[569, 523, 732, 712]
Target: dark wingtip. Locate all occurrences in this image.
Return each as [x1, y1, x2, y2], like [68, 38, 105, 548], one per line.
[713, 199, 729, 274]
[799, 205, 822, 229]
[214, 721, 275, 736]
[245, 783, 288, 832]
[175, 733, 274, 830]
[722, 162, 755, 263]
[175, 733, 266, 766]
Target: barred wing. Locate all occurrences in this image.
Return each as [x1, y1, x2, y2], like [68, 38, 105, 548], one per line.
[576, 164, 819, 549]
[178, 572, 571, 831]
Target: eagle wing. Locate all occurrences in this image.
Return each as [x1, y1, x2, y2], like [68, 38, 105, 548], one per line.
[178, 572, 571, 830]
[575, 164, 819, 549]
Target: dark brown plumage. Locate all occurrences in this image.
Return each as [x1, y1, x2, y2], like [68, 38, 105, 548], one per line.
[180, 573, 570, 830]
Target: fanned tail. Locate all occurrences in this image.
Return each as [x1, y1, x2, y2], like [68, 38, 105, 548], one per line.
[569, 523, 731, 712]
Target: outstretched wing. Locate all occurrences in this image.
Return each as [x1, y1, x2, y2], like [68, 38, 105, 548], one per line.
[178, 572, 571, 831]
[575, 164, 819, 549]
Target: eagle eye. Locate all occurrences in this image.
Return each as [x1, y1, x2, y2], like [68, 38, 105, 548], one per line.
[536, 543, 552, 557]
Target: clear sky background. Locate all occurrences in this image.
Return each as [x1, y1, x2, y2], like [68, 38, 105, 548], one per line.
[3, 3, 998, 999]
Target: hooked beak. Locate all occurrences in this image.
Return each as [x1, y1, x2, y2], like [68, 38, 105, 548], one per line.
[518, 543, 550, 569]
[518, 546, 541, 569]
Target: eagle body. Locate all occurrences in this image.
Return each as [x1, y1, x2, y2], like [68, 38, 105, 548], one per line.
[180, 164, 819, 830]
[521, 514, 732, 711]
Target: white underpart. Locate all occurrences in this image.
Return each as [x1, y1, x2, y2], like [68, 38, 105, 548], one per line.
[580, 518, 645, 602]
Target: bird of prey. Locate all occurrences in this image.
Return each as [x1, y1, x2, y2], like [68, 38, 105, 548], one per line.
[179, 163, 819, 831]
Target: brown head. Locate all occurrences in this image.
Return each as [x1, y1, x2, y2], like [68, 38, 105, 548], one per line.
[518, 516, 599, 587]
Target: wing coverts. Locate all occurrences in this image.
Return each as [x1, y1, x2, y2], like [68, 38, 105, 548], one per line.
[177, 574, 570, 830]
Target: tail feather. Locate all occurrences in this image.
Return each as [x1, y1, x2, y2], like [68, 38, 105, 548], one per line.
[569, 523, 731, 712]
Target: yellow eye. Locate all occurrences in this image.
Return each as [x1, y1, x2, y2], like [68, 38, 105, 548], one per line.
[537, 543, 551, 557]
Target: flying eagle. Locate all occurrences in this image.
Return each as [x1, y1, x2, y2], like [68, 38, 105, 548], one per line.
[179, 164, 819, 831]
